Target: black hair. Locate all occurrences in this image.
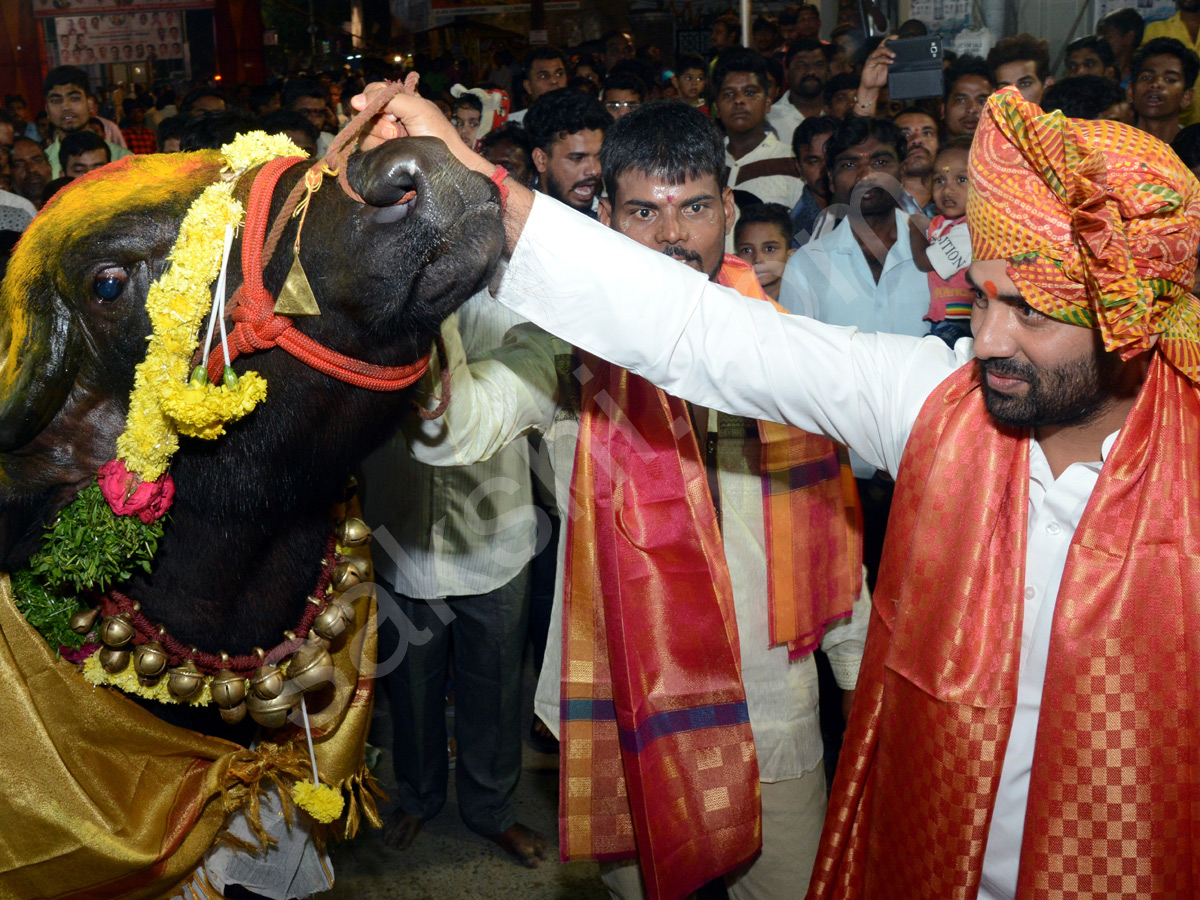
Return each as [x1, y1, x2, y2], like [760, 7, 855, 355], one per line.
[572, 53, 605, 78]
[568, 76, 600, 98]
[1040, 75, 1126, 119]
[179, 87, 225, 113]
[1132, 37, 1200, 90]
[943, 55, 994, 102]
[260, 109, 320, 144]
[248, 84, 281, 116]
[179, 111, 257, 151]
[60, 129, 109, 166]
[603, 71, 647, 101]
[792, 113, 839, 158]
[785, 37, 833, 66]
[599, 100, 726, 202]
[823, 115, 907, 170]
[778, 8, 798, 27]
[524, 88, 612, 153]
[675, 53, 707, 76]
[713, 46, 769, 94]
[733, 202, 793, 243]
[43, 66, 89, 99]
[823, 72, 859, 108]
[452, 92, 484, 114]
[934, 135, 974, 158]
[281, 77, 325, 111]
[713, 12, 741, 42]
[753, 14, 781, 36]
[523, 46, 567, 79]
[763, 56, 785, 92]
[156, 113, 188, 148]
[1065, 35, 1117, 73]
[986, 34, 1052, 82]
[481, 122, 533, 156]
[4, 94, 24, 107]
[897, 18, 928, 38]
[1173, 123, 1200, 169]
[1097, 7, 1145, 46]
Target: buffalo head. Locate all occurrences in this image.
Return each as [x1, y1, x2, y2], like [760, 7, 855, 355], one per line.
[0, 137, 505, 579]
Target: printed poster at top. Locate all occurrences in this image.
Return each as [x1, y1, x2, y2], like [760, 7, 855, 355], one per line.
[53, 10, 185, 64]
[34, 0, 210, 17]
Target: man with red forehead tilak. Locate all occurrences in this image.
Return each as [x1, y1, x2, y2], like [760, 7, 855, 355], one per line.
[357, 80, 1200, 900]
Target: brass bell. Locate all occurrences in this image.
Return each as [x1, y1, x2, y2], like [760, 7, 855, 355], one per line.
[70, 607, 100, 635]
[312, 598, 353, 641]
[219, 701, 248, 725]
[246, 689, 299, 728]
[336, 517, 372, 547]
[287, 640, 335, 692]
[210, 669, 247, 709]
[99, 614, 136, 649]
[167, 661, 205, 702]
[98, 646, 130, 674]
[250, 663, 285, 701]
[330, 557, 370, 593]
[133, 641, 168, 679]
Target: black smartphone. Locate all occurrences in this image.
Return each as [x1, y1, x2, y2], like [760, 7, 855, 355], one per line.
[887, 35, 944, 101]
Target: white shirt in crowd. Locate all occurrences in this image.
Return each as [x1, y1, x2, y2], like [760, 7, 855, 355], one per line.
[488, 194, 1119, 900]
[764, 91, 804, 147]
[404, 317, 869, 783]
[358, 292, 539, 599]
[724, 131, 804, 252]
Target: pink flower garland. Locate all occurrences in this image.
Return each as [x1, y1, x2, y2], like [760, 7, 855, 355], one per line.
[98, 459, 175, 524]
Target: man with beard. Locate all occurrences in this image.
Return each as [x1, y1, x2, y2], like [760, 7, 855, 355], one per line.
[1143, 0, 1200, 125]
[766, 38, 832, 148]
[525, 88, 610, 218]
[779, 115, 930, 336]
[399, 100, 867, 900]
[356, 78, 1200, 900]
[893, 107, 939, 216]
[1128, 36, 1199, 141]
[11, 137, 51, 209]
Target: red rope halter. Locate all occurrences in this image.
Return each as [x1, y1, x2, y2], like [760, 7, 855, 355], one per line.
[205, 154, 432, 391]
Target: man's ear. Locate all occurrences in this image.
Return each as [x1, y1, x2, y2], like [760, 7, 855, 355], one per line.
[1043, 75, 1055, 89]
[786, 246, 797, 261]
[532, 146, 549, 175]
[598, 197, 612, 227]
[1186, 87, 1195, 110]
[722, 186, 736, 235]
[523, 78, 532, 98]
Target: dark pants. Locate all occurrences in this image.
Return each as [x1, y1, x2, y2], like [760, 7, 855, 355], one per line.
[378, 567, 530, 836]
[856, 474, 895, 593]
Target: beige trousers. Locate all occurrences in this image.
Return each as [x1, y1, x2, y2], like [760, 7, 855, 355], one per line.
[599, 765, 828, 900]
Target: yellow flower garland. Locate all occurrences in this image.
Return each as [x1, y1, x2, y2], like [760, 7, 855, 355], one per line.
[114, 133, 304, 480]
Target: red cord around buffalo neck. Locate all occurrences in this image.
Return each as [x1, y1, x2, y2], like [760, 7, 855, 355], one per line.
[205, 154, 432, 390]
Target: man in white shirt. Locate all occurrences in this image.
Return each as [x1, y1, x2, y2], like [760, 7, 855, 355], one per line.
[507, 47, 568, 125]
[780, 115, 930, 335]
[404, 101, 867, 900]
[715, 47, 804, 248]
[766, 38, 832, 146]
[354, 80, 1200, 900]
[359, 294, 548, 868]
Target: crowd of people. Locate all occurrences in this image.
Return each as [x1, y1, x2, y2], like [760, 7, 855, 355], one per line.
[3, 1, 1200, 895]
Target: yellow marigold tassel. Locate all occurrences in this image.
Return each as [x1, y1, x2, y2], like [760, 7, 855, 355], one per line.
[292, 780, 345, 824]
[293, 694, 345, 824]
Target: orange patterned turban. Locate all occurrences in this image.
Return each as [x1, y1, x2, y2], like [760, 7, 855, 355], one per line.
[968, 86, 1200, 381]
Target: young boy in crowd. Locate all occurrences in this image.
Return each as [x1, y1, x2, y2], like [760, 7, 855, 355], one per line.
[734, 202, 796, 302]
[671, 55, 709, 114]
[909, 137, 974, 346]
[451, 92, 483, 149]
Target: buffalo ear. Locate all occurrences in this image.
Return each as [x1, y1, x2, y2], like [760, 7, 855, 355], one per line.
[0, 294, 81, 452]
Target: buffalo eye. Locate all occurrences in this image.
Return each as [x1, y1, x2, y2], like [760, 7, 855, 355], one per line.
[92, 267, 127, 304]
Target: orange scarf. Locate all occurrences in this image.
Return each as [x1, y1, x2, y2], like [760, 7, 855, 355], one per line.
[808, 353, 1200, 898]
[560, 257, 859, 900]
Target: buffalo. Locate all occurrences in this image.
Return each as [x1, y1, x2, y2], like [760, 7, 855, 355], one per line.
[0, 134, 505, 894]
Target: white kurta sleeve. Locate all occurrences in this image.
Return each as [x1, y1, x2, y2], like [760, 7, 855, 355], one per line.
[403, 316, 563, 467]
[491, 194, 970, 477]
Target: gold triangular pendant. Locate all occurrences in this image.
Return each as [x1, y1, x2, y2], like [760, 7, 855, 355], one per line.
[274, 254, 322, 316]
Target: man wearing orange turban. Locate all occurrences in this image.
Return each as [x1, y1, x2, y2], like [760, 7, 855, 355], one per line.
[360, 82, 1200, 899]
